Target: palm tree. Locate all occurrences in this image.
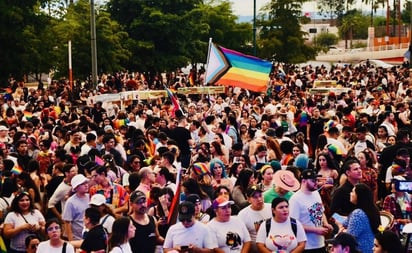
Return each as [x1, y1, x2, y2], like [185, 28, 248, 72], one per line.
[340, 12, 362, 48]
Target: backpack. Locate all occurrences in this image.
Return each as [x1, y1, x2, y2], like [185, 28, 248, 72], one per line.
[62, 242, 67, 253]
[265, 217, 297, 237]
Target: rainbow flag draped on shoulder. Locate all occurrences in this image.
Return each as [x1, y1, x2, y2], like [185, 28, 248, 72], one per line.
[205, 41, 273, 92]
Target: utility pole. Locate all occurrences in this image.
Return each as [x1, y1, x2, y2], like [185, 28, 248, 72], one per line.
[90, 0, 98, 88]
[68, 1, 73, 90]
[253, 0, 257, 56]
[409, 1, 412, 78]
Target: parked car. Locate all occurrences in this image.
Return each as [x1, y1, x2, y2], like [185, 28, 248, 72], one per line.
[355, 59, 394, 69]
[328, 46, 344, 54]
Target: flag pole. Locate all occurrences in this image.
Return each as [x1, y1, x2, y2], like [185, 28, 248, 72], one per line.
[204, 38, 213, 86]
[204, 38, 213, 103]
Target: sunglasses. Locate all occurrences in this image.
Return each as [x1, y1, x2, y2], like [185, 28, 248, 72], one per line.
[180, 218, 192, 223]
[30, 244, 39, 250]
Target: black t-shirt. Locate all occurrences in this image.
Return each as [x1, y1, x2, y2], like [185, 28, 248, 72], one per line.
[129, 215, 156, 253]
[81, 225, 107, 253]
[308, 117, 325, 137]
[170, 126, 191, 154]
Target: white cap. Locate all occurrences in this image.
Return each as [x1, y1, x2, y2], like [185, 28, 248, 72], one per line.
[71, 174, 89, 191]
[145, 110, 153, 116]
[0, 126, 8, 131]
[104, 125, 113, 132]
[89, 193, 106, 206]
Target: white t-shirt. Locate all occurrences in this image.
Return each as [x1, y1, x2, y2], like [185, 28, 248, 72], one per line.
[164, 221, 217, 250]
[289, 190, 325, 250]
[237, 204, 272, 242]
[109, 242, 132, 253]
[0, 195, 14, 212]
[208, 216, 251, 253]
[256, 217, 307, 252]
[4, 210, 45, 251]
[100, 214, 115, 234]
[327, 137, 348, 156]
[47, 181, 71, 210]
[37, 241, 75, 253]
[163, 221, 217, 249]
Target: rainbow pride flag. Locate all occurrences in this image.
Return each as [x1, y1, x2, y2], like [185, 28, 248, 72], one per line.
[164, 85, 182, 117]
[205, 43, 272, 92]
[23, 111, 33, 120]
[114, 119, 129, 129]
[11, 164, 23, 175]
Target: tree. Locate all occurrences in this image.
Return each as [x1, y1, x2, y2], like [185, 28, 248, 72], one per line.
[50, 0, 130, 79]
[401, 1, 412, 25]
[107, 0, 252, 72]
[315, 33, 339, 52]
[339, 10, 369, 48]
[258, 0, 316, 63]
[317, 0, 356, 24]
[0, 0, 52, 83]
[107, 0, 203, 72]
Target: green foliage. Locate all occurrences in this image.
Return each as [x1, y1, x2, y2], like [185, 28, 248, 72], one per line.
[0, 0, 315, 81]
[258, 0, 316, 63]
[0, 0, 51, 82]
[338, 10, 369, 41]
[374, 16, 387, 26]
[315, 33, 339, 47]
[50, 0, 130, 79]
[401, 2, 412, 24]
[317, 0, 355, 23]
[106, 0, 252, 72]
[352, 41, 367, 48]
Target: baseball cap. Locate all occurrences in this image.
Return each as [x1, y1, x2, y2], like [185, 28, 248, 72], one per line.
[246, 185, 263, 197]
[266, 128, 276, 138]
[396, 148, 409, 157]
[300, 169, 322, 180]
[212, 196, 234, 209]
[326, 232, 359, 251]
[71, 174, 89, 191]
[0, 126, 8, 131]
[178, 201, 195, 221]
[186, 194, 201, 204]
[130, 190, 146, 203]
[89, 193, 106, 206]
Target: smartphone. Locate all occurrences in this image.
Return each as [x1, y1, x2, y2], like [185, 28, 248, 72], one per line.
[181, 246, 189, 250]
[332, 213, 346, 224]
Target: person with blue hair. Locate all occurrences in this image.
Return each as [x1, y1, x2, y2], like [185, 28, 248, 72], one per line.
[210, 158, 233, 191]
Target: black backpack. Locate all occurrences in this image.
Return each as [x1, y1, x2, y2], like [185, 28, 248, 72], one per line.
[265, 217, 297, 237]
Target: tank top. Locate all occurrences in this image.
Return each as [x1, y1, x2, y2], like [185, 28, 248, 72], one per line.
[129, 215, 157, 253]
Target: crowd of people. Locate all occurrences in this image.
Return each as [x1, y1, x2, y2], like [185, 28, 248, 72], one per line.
[0, 60, 412, 252]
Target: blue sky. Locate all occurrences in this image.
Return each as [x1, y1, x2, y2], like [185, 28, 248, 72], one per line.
[232, 0, 389, 18]
[232, 0, 317, 16]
